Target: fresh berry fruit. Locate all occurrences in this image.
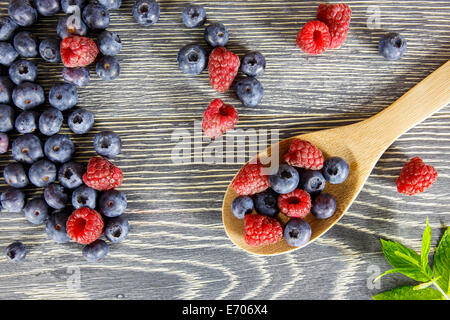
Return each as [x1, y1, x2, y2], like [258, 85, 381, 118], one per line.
[0, 77, 14, 104]
[322, 156, 349, 184]
[244, 214, 283, 247]
[284, 139, 324, 170]
[202, 98, 238, 139]
[132, 0, 160, 26]
[311, 193, 336, 219]
[0, 104, 14, 132]
[24, 198, 49, 224]
[8, 59, 38, 85]
[8, 0, 37, 27]
[15, 110, 38, 134]
[62, 67, 90, 87]
[104, 215, 129, 243]
[11, 133, 43, 163]
[177, 44, 207, 75]
[83, 156, 123, 191]
[299, 169, 326, 195]
[208, 46, 240, 92]
[61, 0, 86, 13]
[98, 30, 122, 56]
[1, 187, 25, 212]
[235, 77, 264, 107]
[94, 131, 122, 158]
[57, 15, 88, 39]
[204, 22, 229, 47]
[182, 5, 206, 28]
[39, 107, 63, 136]
[0, 133, 8, 153]
[4, 162, 28, 188]
[68, 108, 94, 134]
[254, 189, 279, 217]
[396, 157, 437, 196]
[28, 159, 57, 187]
[269, 164, 299, 194]
[241, 52, 266, 77]
[98, 0, 121, 10]
[34, 0, 60, 16]
[49, 82, 78, 111]
[72, 185, 97, 209]
[296, 20, 330, 55]
[379, 32, 407, 61]
[83, 239, 109, 263]
[67, 207, 104, 244]
[99, 189, 127, 217]
[231, 195, 254, 219]
[317, 3, 352, 49]
[5, 241, 26, 263]
[60, 36, 99, 68]
[39, 38, 61, 63]
[46, 211, 71, 243]
[283, 218, 311, 247]
[0, 17, 18, 41]
[82, 3, 110, 29]
[13, 31, 38, 58]
[278, 189, 311, 218]
[96, 55, 120, 81]
[44, 134, 75, 163]
[232, 161, 270, 196]
[0, 42, 19, 66]
[44, 183, 69, 209]
[12, 82, 45, 110]
[58, 161, 84, 189]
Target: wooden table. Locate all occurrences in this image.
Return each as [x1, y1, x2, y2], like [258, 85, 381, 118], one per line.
[0, 0, 449, 300]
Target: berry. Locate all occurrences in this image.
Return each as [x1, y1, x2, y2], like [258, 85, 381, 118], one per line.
[68, 108, 94, 134]
[311, 193, 336, 219]
[5, 242, 26, 263]
[254, 189, 279, 217]
[0, 104, 14, 132]
[15, 110, 38, 134]
[8, 59, 38, 85]
[283, 218, 311, 247]
[82, 3, 110, 30]
[278, 189, 311, 218]
[4, 162, 28, 188]
[29, 159, 57, 187]
[235, 77, 264, 107]
[0, 133, 8, 153]
[202, 98, 238, 139]
[8, 0, 37, 27]
[98, 30, 122, 56]
[72, 185, 97, 209]
[99, 189, 127, 217]
[0, 42, 18, 66]
[322, 156, 349, 184]
[132, 0, 160, 26]
[296, 20, 330, 55]
[177, 44, 207, 75]
[317, 3, 352, 49]
[44, 183, 69, 209]
[44, 134, 75, 163]
[244, 214, 283, 247]
[299, 169, 326, 195]
[94, 131, 121, 158]
[241, 52, 266, 77]
[83, 239, 109, 263]
[1, 188, 25, 212]
[46, 211, 71, 243]
[83, 156, 123, 191]
[98, 0, 121, 10]
[232, 161, 270, 196]
[49, 83, 78, 111]
[39, 107, 63, 136]
[231, 195, 254, 219]
[269, 164, 299, 194]
[60, 36, 99, 68]
[24, 198, 49, 224]
[204, 22, 229, 47]
[182, 5, 206, 28]
[61, 0, 86, 13]
[58, 161, 84, 189]
[34, 0, 60, 16]
[39, 38, 61, 63]
[0, 17, 18, 41]
[12, 82, 45, 110]
[13, 31, 38, 58]
[396, 157, 437, 196]
[96, 55, 120, 81]
[11, 133, 43, 163]
[62, 67, 90, 87]
[67, 207, 104, 244]
[0, 76, 14, 104]
[57, 16, 88, 39]
[379, 32, 407, 61]
[208, 47, 240, 92]
[104, 215, 129, 243]
[284, 139, 324, 170]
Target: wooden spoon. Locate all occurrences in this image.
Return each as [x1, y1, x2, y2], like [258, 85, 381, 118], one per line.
[222, 60, 450, 255]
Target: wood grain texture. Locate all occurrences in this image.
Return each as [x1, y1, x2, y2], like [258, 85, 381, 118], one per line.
[0, 0, 449, 300]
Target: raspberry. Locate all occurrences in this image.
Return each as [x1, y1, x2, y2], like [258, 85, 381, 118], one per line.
[317, 3, 351, 49]
[284, 139, 324, 170]
[278, 189, 311, 218]
[60, 36, 99, 68]
[244, 214, 283, 247]
[202, 98, 238, 139]
[232, 161, 270, 196]
[83, 156, 123, 191]
[396, 157, 438, 196]
[66, 207, 104, 244]
[296, 20, 330, 55]
[208, 46, 240, 92]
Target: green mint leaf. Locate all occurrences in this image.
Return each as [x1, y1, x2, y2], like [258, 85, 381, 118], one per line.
[413, 277, 440, 291]
[373, 285, 444, 300]
[421, 218, 432, 269]
[434, 227, 450, 294]
[374, 268, 424, 283]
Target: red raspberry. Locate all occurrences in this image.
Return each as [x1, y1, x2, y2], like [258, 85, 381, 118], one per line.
[284, 139, 324, 170]
[208, 46, 240, 92]
[317, 3, 352, 49]
[278, 189, 311, 218]
[296, 20, 330, 55]
[396, 157, 438, 196]
[232, 161, 270, 196]
[60, 36, 99, 68]
[244, 214, 283, 247]
[202, 98, 238, 139]
[66, 207, 104, 244]
[83, 156, 123, 191]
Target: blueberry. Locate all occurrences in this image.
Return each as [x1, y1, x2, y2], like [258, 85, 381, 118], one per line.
[39, 38, 61, 63]
[241, 52, 266, 77]
[132, 0, 160, 26]
[96, 56, 120, 81]
[44, 183, 68, 209]
[15, 111, 38, 134]
[0, 104, 15, 132]
[0, 133, 9, 153]
[284, 218, 312, 247]
[379, 32, 407, 61]
[12, 82, 45, 110]
[322, 157, 349, 184]
[177, 44, 207, 75]
[0, 42, 18, 66]
[93, 131, 121, 158]
[1, 187, 25, 212]
[98, 30, 122, 56]
[34, 0, 60, 16]
[298, 169, 326, 195]
[12, 133, 43, 163]
[13, 31, 38, 58]
[39, 107, 63, 136]
[231, 195, 254, 219]
[46, 211, 71, 243]
[61, 0, 86, 13]
[58, 161, 84, 189]
[5, 241, 26, 263]
[44, 134, 75, 163]
[82, 3, 110, 30]
[4, 162, 28, 188]
[254, 189, 279, 217]
[72, 185, 97, 209]
[29, 159, 57, 187]
[269, 164, 299, 194]
[204, 22, 229, 47]
[8, 0, 38, 27]
[24, 198, 49, 224]
[68, 108, 94, 134]
[98, 0, 121, 10]
[49, 83, 78, 111]
[8, 59, 38, 85]
[182, 5, 206, 28]
[235, 77, 264, 107]
[57, 15, 88, 39]
[62, 67, 90, 87]
[104, 215, 129, 243]
[0, 76, 14, 104]
[99, 189, 127, 217]
[0, 17, 18, 41]
[83, 239, 109, 263]
[311, 193, 336, 219]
